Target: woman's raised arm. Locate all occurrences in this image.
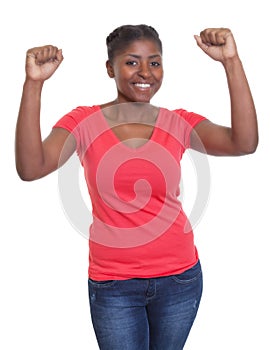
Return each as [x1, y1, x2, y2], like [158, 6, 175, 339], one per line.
[15, 45, 76, 181]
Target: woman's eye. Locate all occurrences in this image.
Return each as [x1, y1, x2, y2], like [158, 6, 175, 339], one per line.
[151, 62, 160, 67]
[126, 61, 137, 66]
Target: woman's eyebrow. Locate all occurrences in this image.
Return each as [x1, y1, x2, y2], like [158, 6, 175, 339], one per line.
[124, 54, 162, 59]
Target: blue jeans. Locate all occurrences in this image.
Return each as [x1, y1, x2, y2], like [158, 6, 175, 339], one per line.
[88, 260, 203, 350]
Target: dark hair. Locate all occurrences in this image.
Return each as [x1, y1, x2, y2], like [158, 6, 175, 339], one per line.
[106, 24, 162, 62]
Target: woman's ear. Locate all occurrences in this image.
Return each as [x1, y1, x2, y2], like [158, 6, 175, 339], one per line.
[106, 60, 115, 78]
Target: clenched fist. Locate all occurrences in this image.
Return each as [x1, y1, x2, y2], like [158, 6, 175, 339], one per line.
[194, 28, 238, 63]
[25, 45, 64, 82]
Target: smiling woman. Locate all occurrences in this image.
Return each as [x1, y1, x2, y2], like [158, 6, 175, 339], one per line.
[105, 40, 163, 104]
[15, 24, 258, 350]
[104, 25, 163, 105]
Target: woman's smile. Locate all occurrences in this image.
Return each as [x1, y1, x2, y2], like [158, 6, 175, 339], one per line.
[107, 39, 163, 103]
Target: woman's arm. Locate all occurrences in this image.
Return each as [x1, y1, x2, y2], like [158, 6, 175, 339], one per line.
[191, 28, 258, 156]
[15, 45, 76, 181]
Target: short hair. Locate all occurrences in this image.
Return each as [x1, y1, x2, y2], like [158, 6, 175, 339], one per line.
[106, 24, 162, 62]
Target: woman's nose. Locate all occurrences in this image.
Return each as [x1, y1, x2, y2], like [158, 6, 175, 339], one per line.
[138, 62, 151, 78]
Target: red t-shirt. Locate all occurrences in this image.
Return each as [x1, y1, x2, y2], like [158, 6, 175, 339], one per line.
[53, 105, 206, 280]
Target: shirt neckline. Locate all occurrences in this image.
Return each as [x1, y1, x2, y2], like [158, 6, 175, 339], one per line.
[97, 105, 162, 152]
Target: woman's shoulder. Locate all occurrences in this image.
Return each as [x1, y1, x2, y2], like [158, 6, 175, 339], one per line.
[161, 106, 191, 115]
[161, 107, 207, 127]
[53, 105, 101, 132]
[64, 105, 101, 123]
[70, 105, 100, 116]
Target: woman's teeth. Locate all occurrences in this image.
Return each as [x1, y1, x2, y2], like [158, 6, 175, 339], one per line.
[135, 83, 150, 88]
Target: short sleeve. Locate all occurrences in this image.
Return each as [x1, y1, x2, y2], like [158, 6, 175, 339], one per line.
[53, 105, 100, 152]
[173, 108, 207, 148]
[173, 109, 207, 128]
[53, 105, 100, 133]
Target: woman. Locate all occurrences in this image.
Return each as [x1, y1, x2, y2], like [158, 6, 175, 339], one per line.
[15, 25, 258, 349]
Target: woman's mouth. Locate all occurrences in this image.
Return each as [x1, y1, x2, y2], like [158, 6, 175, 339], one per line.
[134, 83, 151, 89]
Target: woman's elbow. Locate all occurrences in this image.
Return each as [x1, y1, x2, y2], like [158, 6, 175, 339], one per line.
[235, 139, 259, 156]
[16, 168, 39, 181]
[15, 163, 43, 181]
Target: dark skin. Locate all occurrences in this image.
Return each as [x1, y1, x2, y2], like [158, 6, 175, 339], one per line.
[15, 28, 258, 181]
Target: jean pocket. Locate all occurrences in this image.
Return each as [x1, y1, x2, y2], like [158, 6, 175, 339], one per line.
[171, 260, 202, 285]
[88, 278, 118, 289]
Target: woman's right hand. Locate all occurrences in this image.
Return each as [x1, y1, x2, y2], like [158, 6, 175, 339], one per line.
[25, 45, 64, 82]
[16, 44, 74, 181]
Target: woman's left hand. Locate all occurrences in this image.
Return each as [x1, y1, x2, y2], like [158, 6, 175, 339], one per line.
[194, 28, 238, 63]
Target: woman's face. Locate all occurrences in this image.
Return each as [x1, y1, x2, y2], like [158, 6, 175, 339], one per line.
[107, 39, 163, 103]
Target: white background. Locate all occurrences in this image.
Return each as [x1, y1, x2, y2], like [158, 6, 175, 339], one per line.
[1, 0, 269, 349]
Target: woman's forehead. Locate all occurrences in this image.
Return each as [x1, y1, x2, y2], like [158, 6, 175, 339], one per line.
[117, 39, 162, 56]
